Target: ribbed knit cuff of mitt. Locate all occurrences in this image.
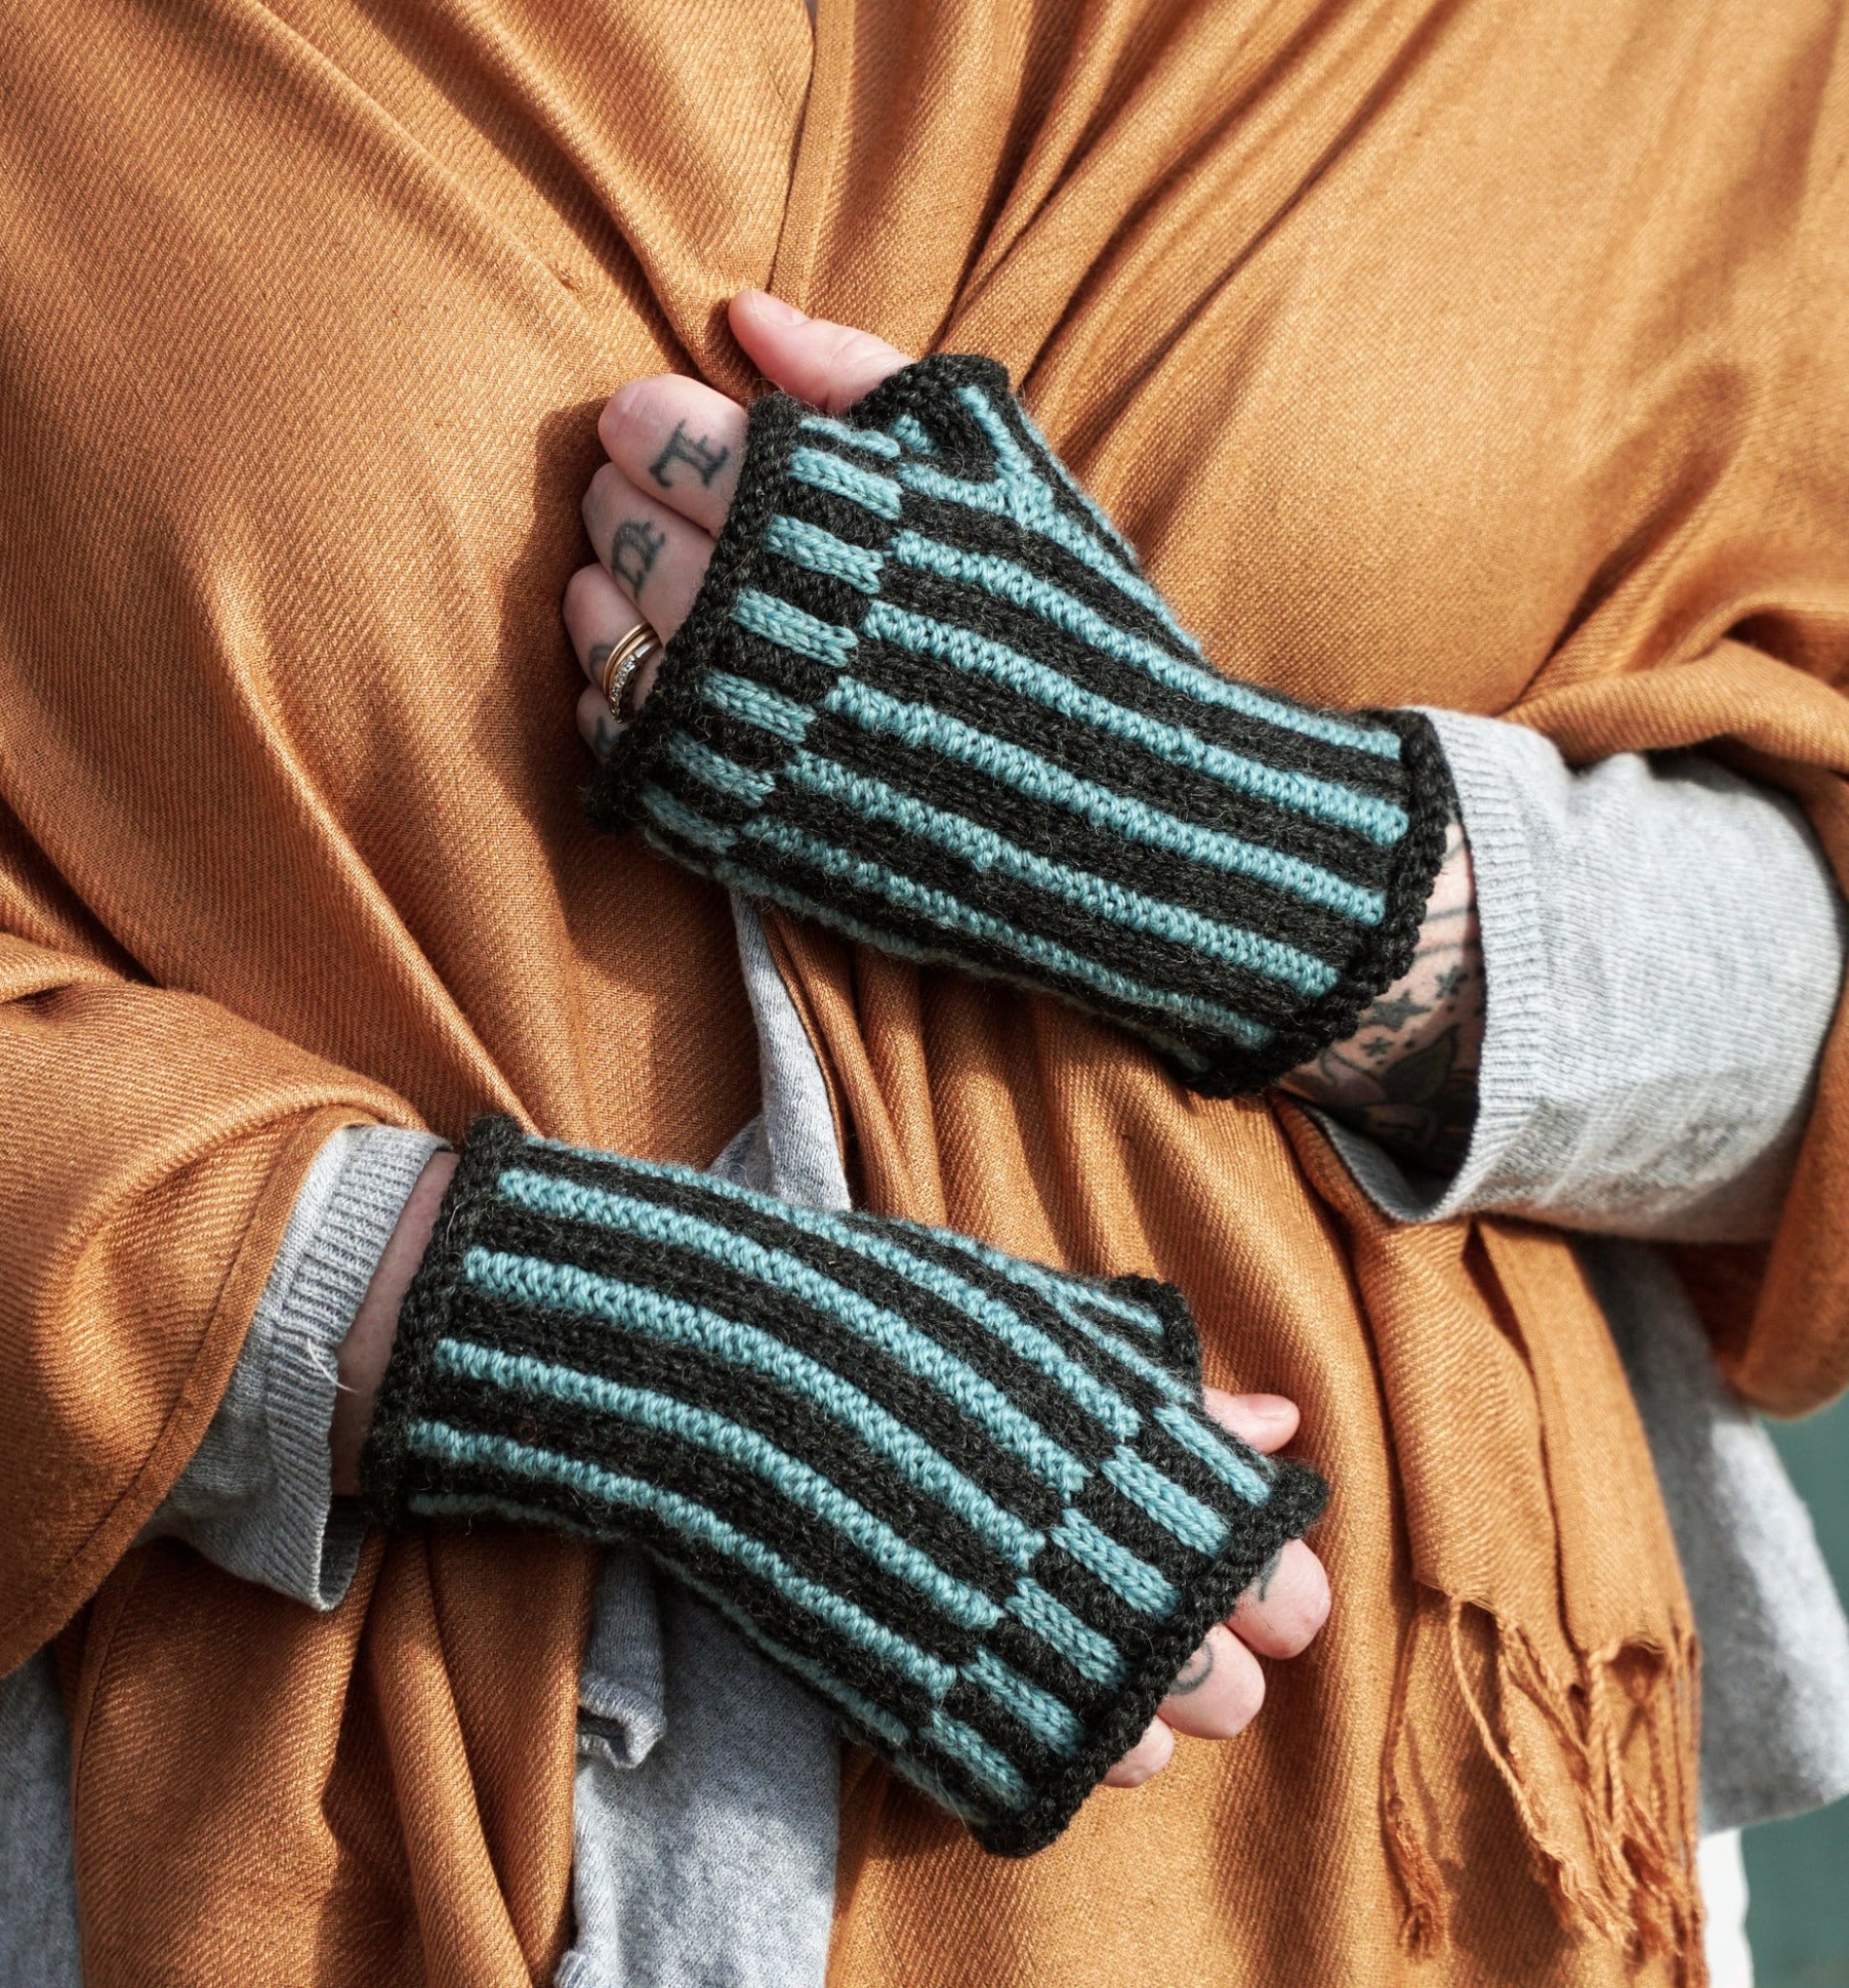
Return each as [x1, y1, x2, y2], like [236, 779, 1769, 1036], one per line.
[362, 1115, 1328, 1855]
[587, 352, 1453, 1094]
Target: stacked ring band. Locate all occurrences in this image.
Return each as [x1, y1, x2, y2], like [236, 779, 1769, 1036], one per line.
[596, 620, 663, 725]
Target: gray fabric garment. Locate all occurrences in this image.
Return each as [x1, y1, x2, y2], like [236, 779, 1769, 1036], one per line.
[142, 1122, 445, 1607]
[1321, 710, 1849, 1833]
[1326, 711, 1849, 1238]
[555, 896, 843, 1988]
[0, 1652, 81, 1988]
[1589, 1241, 1849, 1832]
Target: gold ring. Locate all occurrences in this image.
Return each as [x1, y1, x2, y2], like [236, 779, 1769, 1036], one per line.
[596, 620, 663, 725]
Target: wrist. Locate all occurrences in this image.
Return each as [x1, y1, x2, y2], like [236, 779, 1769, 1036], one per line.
[1279, 818, 1484, 1172]
[330, 1148, 457, 1497]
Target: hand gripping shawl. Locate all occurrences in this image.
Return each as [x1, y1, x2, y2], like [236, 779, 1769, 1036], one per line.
[1, 2, 1847, 1983]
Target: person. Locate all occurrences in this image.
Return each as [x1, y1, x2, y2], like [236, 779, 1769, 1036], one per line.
[3, 6, 1849, 1985]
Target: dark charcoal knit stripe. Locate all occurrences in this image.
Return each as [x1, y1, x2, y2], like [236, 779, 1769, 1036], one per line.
[364, 1116, 1328, 1856]
[588, 352, 1451, 1094]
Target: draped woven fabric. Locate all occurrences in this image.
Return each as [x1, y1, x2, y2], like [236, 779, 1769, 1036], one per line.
[1, 2, 1845, 1983]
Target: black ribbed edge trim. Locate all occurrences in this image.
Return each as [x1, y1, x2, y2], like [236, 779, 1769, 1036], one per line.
[968, 1453, 1329, 1856]
[1172, 708, 1458, 1097]
[360, 1112, 527, 1525]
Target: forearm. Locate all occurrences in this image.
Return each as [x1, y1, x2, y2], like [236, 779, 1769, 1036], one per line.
[1279, 817, 1484, 1175]
[332, 1147, 456, 1497]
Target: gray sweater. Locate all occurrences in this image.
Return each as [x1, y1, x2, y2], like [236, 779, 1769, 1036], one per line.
[3, 712, 1846, 1987]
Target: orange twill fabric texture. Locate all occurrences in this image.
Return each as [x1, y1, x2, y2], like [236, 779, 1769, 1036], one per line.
[1, 1, 1846, 1982]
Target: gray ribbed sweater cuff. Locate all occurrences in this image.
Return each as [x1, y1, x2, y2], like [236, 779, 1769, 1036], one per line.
[1321, 708, 1846, 1240]
[146, 1122, 446, 1607]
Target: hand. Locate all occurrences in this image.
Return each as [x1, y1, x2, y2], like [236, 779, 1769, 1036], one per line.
[337, 1153, 1330, 1788]
[1100, 1385, 1330, 1788]
[558, 299, 1333, 1781]
[563, 291, 918, 753]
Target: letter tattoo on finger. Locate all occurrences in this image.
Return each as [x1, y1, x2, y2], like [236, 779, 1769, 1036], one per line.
[609, 518, 667, 596]
[1170, 1642, 1215, 1695]
[1254, 1549, 1283, 1604]
[648, 418, 731, 489]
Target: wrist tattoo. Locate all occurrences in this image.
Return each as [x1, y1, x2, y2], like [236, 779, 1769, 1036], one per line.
[1280, 816, 1484, 1175]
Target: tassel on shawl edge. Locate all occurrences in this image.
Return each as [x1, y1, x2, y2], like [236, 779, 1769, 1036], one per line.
[1381, 1589, 1705, 1982]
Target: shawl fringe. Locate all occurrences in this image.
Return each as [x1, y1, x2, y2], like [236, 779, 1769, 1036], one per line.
[1384, 1590, 1705, 1981]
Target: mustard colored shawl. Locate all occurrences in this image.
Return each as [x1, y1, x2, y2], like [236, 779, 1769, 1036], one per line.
[3, 3, 1847, 1981]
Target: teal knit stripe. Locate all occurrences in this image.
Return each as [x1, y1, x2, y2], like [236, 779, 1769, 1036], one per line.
[493, 1159, 1144, 1467]
[968, 1647, 1084, 1756]
[1154, 1402, 1273, 1504]
[917, 1229, 1169, 1339]
[782, 748, 1340, 996]
[731, 586, 860, 666]
[1004, 1576, 1126, 1687]
[640, 783, 733, 853]
[922, 1706, 1032, 1810]
[891, 526, 1403, 767]
[886, 412, 938, 456]
[861, 597, 1399, 888]
[742, 812, 1276, 1046]
[617, 1154, 1143, 1441]
[431, 1337, 1004, 1632]
[462, 1245, 1041, 1564]
[494, 1167, 1089, 1495]
[787, 446, 904, 520]
[514, 1143, 1166, 1440]
[665, 734, 776, 805]
[797, 414, 902, 460]
[888, 409, 1178, 640]
[1051, 1308, 1196, 1408]
[1050, 1507, 1179, 1616]
[410, 1487, 914, 1750]
[1103, 1444, 1230, 1553]
[635, 831, 1217, 1077]
[824, 672, 1384, 906]
[985, 391, 1140, 572]
[764, 513, 886, 594]
[403, 1420, 957, 1694]
[702, 670, 815, 744]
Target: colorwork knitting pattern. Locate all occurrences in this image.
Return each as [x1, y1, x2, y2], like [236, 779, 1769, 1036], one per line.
[363, 1117, 1328, 1854]
[590, 354, 1452, 1093]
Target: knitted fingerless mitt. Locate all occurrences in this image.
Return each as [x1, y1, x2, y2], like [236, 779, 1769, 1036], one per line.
[362, 1116, 1327, 1855]
[587, 354, 1452, 1094]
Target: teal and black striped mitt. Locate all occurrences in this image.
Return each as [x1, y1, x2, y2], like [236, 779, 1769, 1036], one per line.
[362, 1116, 1327, 1855]
[587, 353, 1452, 1094]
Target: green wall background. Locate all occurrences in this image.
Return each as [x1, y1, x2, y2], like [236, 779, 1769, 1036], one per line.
[1745, 1398, 1849, 1985]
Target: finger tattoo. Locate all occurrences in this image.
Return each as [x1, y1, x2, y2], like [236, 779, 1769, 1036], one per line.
[648, 418, 731, 489]
[1254, 1549, 1284, 1604]
[1170, 1642, 1215, 1695]
[609, 518, 667, 595]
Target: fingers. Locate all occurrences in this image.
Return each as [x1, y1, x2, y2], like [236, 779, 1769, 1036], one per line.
[1156, 1623, 1267, 1740]
[597, 376, 747, 536]
[1228, 1539, 1332, 1660]
[579, 465, 714, 642]
[728, 291, 913, 414]
[562, 563, 662, 755]
[1201, 1388, 1300, 1455]
[1102, 1715, 1174, 1789]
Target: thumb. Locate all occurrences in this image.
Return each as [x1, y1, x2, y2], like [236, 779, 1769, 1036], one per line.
[729, 291, 913, 414]
[1201, 1388, 1301, 1456]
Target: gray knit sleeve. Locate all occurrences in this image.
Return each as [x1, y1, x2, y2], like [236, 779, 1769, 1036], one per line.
[1322, 711, 1848, 1240]
[143, 1122, 446, 1607]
